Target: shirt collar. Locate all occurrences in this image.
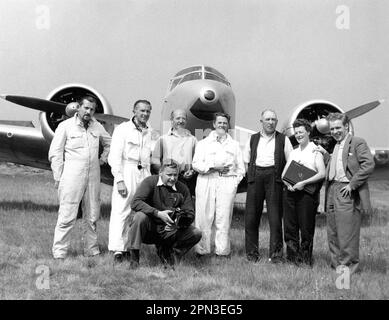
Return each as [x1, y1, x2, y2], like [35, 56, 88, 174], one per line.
[74, 113, 95, 128]
[259, 130, 276, 139]
[132, 116, 149, 132]
[209, 130, 231, 143]
[157, 176, 177, 191]
[168, 127, 191, 137]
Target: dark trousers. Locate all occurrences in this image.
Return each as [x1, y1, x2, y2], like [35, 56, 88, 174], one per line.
[178, 174, 197, 197]
[128, 212, 202, 255]
[283, 189, 317, 264]
[245, 166, 283, 258]
[326, 182, 361, 274]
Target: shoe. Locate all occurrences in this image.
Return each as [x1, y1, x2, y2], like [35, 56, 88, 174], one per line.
[268, 256, 284, 264]
[128, 249, 140, 269]
[85, 251, 100, 258]
[247, 254, 260, 262]
[122, 251, 131, 261]
[54, 256, 66, 261]
[216, 254, 231, 259]
[173, 248, 185, 264]
[156, 245, 174, 268]
[195, 253, 206, 259]
[113, 252, 123, 264]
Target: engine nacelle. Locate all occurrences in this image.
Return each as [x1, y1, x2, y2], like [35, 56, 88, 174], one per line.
[283, 100, 354, 153]
[39, 83, 112, 143]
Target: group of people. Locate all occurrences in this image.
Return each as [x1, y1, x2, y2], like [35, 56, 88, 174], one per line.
[48, 95, 375, 273]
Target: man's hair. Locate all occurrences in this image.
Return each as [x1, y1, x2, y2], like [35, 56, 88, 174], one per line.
[78, 95, 98, 107]
[293, 118, 312, 133]
[160, 159, 180, 173]
[133, 99, 152, 110]
[326, 112, 349, 125]
[261, 109, 277, 119]
[213, 112, 231, 123]
[170, 109, 187, 120]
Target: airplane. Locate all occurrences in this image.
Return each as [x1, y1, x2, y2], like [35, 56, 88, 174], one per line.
[0, 63, 385, 191]
[1, 1, 388, 189]
[0, 66, 236, 185]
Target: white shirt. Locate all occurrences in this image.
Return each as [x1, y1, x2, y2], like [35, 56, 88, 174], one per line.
[333, 134, 350, 182]
[243, 131, 293, 166]
[152, 128, 197, 172]
[108, 119, 159, 182]
[156, 176, 177, 191]
[192, 131, 246, 181]
[288, 141, 323, 172]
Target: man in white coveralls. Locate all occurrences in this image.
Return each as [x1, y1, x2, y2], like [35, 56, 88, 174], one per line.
[49, 96, 111, 259]
[108, 99, 159, 263]
[192, 112, 245, 257]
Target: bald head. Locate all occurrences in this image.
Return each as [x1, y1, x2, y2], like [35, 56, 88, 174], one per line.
[171, 109, 187, 130]
[260, 109, 278, 135]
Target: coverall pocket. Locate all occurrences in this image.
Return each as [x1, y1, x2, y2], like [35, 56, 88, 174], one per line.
[89, 131, 100, 149]
[68, 134, 84, 149]
[125, 135, 141, 160]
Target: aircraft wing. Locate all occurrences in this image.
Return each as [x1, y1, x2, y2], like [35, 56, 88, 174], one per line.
[0, 120, 35, 127]
[0, 124, 51, 170]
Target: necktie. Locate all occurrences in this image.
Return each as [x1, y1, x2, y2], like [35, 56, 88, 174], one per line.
[329, 143, 340, 181]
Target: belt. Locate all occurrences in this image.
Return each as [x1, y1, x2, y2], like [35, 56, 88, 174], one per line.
[329, 180, 348, 185]
[255, 165, 274, 170]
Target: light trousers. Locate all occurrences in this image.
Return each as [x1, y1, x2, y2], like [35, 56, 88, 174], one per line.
[52, 161, 101, 258]
[195, 174, 237, 256]
[108, 162, 150, 252]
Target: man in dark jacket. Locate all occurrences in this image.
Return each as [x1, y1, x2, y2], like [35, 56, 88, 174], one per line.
[127, 161, 202, 268]
[243, 109, 293, 263]
[325, 113, 375, 274]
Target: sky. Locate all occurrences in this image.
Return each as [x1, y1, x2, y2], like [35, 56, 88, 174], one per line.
[0, 0, 388, 147]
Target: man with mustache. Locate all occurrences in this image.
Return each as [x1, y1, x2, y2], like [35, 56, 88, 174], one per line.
[151, 109, 197, 196]
[49, 95, 111, 259]
[108, 99, 159, 263]
[243, 109, 293, 263]
[325, 112, 374, 274]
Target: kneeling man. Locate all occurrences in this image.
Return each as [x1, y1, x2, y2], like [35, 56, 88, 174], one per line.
[127, 161, 202, 268]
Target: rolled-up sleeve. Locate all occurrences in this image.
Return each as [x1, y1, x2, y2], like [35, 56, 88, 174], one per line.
[284, 136, 293, 161]
[48, 123, 66, 181]
[243, 138, 251, 164]
[108, 125, 125, 182]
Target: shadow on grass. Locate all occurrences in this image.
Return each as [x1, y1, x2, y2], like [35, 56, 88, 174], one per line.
[233, 206, 388, 228]
[0, 201, 58, 212]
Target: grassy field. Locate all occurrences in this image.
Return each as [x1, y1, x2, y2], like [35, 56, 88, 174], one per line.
[0, 162, 388, 300]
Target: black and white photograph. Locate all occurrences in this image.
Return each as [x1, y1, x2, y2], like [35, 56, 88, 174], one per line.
[0, 0, 388, 304]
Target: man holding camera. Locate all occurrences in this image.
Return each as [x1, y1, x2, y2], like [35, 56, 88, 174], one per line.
[127, 161, 202, 268]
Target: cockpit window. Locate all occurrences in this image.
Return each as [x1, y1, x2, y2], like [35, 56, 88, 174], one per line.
[169, 78, 182, 92]
[169, 72, 203, 91]
[204, 66, 227, 81]
[174, 66, 202, 77]
[168, 66, 230, 92]
[180, 72, 203, 84]
[204, 72, 230, 86]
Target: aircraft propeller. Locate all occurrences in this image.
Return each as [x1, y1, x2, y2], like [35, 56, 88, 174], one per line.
[312, 100, 383, 134]
[0, 94, 129, 128]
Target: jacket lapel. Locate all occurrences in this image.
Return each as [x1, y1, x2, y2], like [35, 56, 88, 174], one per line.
[342, 134, 352, 174]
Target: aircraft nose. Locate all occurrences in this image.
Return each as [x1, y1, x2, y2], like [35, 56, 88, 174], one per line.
[204, 90, 215, 101]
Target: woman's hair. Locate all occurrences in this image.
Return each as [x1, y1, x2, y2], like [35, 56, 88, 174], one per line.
[292, 118, 312, 133]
